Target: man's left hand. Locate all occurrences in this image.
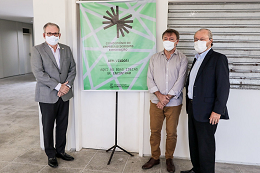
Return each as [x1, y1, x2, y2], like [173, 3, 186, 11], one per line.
[156, 102, 164, 110]
[209, 112, 221, 125]
[57, 81, 70, 97]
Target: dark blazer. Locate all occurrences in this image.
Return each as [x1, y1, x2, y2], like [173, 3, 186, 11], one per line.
[31, 42, 76, 104]
[186, 49, 230, 122]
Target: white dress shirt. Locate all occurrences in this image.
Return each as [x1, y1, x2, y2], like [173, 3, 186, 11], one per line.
[48, 44, 61, 91]
[188, 48, 211, 99]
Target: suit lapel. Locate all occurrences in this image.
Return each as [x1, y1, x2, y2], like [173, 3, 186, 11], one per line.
[195, 49, 213, 81]
[190, 58, 197, 70]
[43, 42, 61, 72]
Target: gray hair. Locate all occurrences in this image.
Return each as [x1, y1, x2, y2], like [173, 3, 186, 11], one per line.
[195, 28, 213, 46]
[43, 22, 60, 33]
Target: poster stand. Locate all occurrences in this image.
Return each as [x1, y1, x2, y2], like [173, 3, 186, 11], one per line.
[106, 91, 133, 165]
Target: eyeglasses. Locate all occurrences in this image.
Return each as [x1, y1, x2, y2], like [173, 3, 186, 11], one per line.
[46, 32, 59, 37]
[194, 38, 211, 42]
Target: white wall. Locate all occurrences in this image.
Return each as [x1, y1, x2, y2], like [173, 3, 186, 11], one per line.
[33, 0, 76, 150]
[216, 89, 260, 164]
[0, 19, 33, 78]
[33, 0, 260, 165]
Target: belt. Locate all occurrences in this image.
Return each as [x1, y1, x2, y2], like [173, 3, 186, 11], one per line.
[190, 99, 193, 102]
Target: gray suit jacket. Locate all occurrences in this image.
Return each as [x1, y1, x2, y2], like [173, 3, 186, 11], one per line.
[31, 42, 76, 103]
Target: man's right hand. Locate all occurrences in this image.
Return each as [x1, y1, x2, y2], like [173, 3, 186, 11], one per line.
[154, 91, 169, 106]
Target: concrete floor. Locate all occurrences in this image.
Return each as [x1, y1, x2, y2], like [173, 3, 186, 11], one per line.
[0, 73, 259, 173]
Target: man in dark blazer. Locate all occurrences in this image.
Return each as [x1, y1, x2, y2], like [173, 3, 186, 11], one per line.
[181, 29, 230, 173]
[31, 22, 76, 168]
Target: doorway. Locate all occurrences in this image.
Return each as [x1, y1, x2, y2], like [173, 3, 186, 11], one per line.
[22, 33, 32, 74]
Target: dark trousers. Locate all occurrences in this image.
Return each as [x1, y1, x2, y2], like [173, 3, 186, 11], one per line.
[188, 100, 217, 173]
[39, 98, 69, 158]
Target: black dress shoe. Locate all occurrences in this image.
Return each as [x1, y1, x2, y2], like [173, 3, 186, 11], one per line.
[56, 152, 74, 161]
[48, 157, 58, 168]
[180, 169, 196, 173]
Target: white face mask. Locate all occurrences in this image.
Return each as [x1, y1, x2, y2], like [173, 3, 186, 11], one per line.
[45, 35, 59, 46]
[163, 41, 175, 51]
[194, 40, 207, 53]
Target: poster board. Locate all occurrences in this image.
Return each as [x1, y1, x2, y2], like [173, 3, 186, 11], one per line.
[79, 0, 156, 90]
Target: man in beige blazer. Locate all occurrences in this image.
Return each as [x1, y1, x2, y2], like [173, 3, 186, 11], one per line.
[31, 22, 76, 168]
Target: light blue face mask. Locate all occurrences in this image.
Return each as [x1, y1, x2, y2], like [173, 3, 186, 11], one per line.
[45, 35, 59, 46]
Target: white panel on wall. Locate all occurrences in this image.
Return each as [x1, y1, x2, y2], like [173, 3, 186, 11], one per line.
[81, 92, 116, 149]
[168, 2, 260, 90]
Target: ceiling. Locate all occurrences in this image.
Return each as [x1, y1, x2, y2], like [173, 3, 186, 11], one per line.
[0, 0, 33, 23]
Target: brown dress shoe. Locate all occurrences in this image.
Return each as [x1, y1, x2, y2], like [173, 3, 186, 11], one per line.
[166, 158, 175, 172]
[142, 158, 160, 169]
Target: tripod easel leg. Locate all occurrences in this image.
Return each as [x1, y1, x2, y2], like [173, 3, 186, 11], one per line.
[117, 145, 134, 156]
[106, 145, 115, 152]
[107, 146, 116, 165]
[106, 92, 133, 165]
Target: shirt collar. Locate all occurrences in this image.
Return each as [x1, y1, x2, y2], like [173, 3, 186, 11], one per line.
[161, 49, 178, 59]
[47, 44, 60, 51]
[195, 48, 211, 60]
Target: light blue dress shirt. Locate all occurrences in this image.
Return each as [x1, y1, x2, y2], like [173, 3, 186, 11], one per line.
[188, 48, 211, 99]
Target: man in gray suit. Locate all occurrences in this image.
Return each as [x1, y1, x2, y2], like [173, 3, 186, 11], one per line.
[31, 22, 76, 168]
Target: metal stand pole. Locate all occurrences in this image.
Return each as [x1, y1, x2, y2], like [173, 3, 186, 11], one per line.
[106, 91, 133, 165]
